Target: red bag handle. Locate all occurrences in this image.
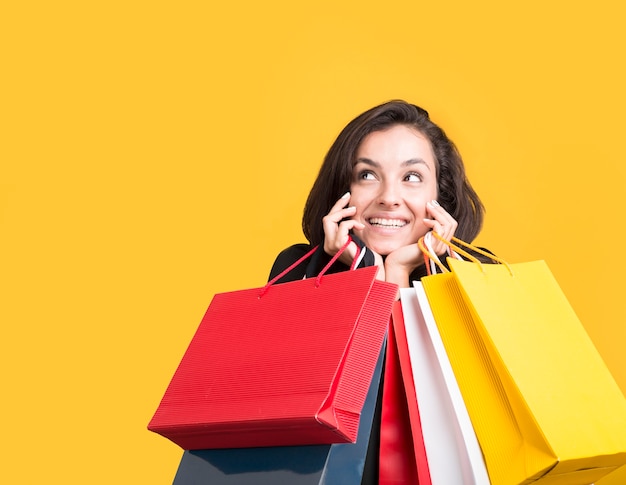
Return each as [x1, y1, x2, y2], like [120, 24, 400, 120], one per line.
[259, 238, 360, 297]
[315, 238, 361, 287]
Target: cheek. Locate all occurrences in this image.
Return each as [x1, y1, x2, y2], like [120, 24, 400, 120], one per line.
[351, 203, 367, 222]
[429, 184, 439, 201]
[407, 197, 430, 218]
[347, 189, 369, 214]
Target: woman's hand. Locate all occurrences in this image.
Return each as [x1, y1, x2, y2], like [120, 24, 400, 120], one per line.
[422, 200, 458, 255]
[383, 243, 423, 288]
[322, 192, 364, 264]
[384, 200, 458, 288]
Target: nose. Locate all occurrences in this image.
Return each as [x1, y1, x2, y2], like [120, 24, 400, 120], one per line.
[377, 181, 401, 207]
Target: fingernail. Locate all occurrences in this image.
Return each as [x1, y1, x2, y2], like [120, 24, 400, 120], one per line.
[428, 199, 440, 207]
[341, 192, 350, 199]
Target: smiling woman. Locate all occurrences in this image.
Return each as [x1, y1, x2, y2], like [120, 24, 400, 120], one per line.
[268, 100, 487, 289]
[349, 125, 441, 256]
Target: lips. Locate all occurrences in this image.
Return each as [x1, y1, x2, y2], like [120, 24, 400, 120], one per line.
[368, 217, 407, 228]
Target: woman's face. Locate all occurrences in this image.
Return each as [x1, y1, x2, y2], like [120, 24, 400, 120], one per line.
[349, 124, 439, 256]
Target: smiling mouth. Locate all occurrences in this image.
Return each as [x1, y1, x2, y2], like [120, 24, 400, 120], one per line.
[368, 218, 407, 228]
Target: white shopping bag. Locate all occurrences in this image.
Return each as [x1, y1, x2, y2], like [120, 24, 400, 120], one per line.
[398, 285, 490, 485]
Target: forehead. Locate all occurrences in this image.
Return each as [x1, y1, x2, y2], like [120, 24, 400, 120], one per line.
[356, 125, 436, 164]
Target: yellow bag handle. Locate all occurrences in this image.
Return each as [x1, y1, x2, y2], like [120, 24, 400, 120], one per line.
[418, 233, 452, 274]
[419, 232, 513, 276]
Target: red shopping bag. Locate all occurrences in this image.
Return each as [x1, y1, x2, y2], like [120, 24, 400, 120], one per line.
[379, 301, 431, 485]
[170, 344, 387, 485]
[148, 241, 398, 450]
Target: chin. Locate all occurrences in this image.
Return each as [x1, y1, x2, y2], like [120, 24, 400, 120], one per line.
[365, 241, 402, 257]
[353, 231, 406, 256]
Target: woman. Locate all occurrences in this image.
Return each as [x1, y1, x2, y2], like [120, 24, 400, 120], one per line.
[269, 99, 485, 285]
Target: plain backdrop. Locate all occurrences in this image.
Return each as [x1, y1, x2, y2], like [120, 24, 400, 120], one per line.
[2, 1, 626, 483]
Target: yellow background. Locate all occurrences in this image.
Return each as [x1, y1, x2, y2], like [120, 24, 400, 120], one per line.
[2, 1, 625, 483]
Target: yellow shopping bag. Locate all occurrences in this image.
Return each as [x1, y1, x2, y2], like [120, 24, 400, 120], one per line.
[418, 234, 626, 485]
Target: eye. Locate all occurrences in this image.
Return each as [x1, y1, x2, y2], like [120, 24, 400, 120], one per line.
[357, 170, 376, 181]
[405, 172, 423, 182]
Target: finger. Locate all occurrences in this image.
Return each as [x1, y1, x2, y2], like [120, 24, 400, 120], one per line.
[427, 201, 457, 232]
[323, 219, 364, 256]
[322, 206, 357, 236]
[421, 220, 445, 255]
[434, 218, 456, 240]
[328, 191, 352, 214]
[434, 220, 457, 254]
[426, 200, 455, 227]
[331, 219, 365, 246]
[425, 201, 458, 255]
[339, 219, 365, 234]
[324, 193, 356, 225]
[423, 211, 450, 244]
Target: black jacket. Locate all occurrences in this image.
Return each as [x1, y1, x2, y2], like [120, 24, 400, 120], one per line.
[269, 238, 493, 284]
[269, 241, 432, 284]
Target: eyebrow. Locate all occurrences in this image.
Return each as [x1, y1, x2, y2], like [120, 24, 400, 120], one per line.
[355, 157, 432, 171]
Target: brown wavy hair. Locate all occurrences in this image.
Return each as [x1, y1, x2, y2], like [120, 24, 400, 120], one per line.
[302, 100, 484, 246]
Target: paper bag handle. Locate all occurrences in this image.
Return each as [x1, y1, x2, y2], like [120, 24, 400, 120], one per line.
[260, 237, 361, 297]
[419, 232, 513, 276]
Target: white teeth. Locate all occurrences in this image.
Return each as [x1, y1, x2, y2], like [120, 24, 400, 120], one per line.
[368, 218, 407, 227]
